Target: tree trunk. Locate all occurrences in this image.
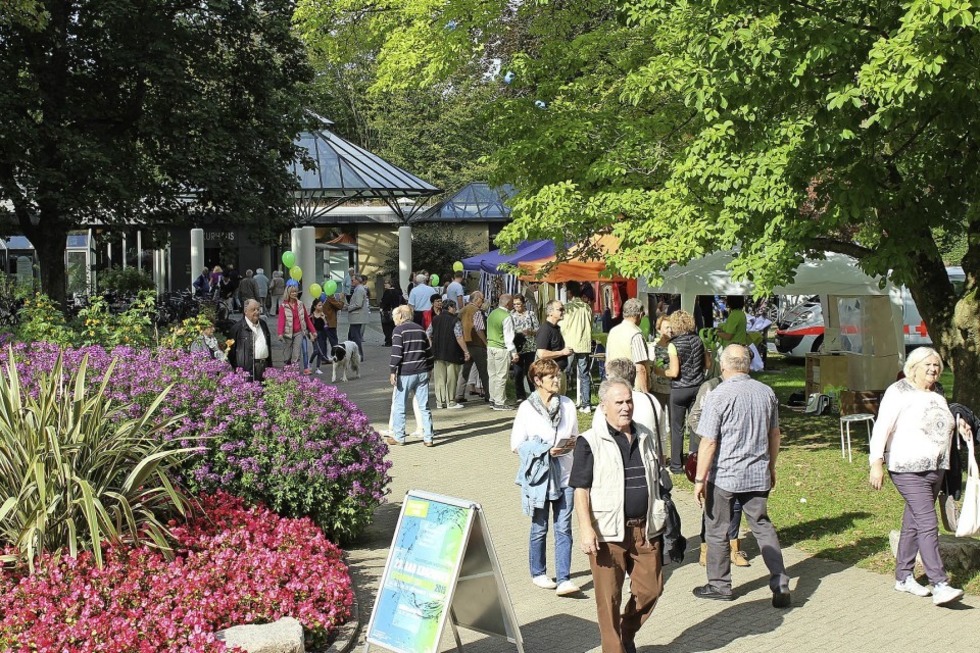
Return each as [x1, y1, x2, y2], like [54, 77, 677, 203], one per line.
[28, 223, 69, 308]
[906, 247, 980, 408]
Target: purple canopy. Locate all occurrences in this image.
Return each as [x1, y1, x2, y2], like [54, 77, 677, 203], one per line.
[462, 240, 557, 274]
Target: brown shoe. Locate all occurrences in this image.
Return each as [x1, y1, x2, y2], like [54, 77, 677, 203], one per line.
[423, 441, 435, 447]
[730, 539, 751, 567]
[384, 435, 404, 447]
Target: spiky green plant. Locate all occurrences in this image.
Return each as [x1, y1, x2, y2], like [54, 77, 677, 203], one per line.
[0, 347, 197, 570]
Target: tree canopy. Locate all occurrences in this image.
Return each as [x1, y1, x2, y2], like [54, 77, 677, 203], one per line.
[0, 0, 312, 302]
[296, 0, 494, 193]
[299, 0, 980, 400]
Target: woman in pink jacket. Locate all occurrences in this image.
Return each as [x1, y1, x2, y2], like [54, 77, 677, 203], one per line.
[277, 282, 316, 373]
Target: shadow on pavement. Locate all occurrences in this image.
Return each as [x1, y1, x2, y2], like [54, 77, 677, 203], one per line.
[637, 556, 835, 652]
[449, 614, 601, 653]
[776, 511, 872, 548]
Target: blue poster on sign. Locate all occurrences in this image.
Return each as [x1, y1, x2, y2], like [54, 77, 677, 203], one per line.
[367, 493, 474, 653]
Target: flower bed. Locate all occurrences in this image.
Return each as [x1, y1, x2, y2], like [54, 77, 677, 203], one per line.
[1, 342, 391, 543]
[0, 492, 354, 652]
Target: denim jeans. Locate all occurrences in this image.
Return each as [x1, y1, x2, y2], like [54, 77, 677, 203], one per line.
[529, 486, 574, 583]
[570, 353, 592, 408]
[392, 372, 433, 442]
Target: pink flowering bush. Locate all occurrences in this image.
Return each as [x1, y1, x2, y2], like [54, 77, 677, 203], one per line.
[1, 342, 391, 543]
[0, 492, 354, 652]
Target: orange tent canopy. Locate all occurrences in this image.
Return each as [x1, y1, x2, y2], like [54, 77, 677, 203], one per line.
[517, 235, 629, 283]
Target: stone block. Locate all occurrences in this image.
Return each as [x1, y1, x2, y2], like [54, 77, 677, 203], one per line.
[889, 529, 980, 575]
[216, 617, 304, 653]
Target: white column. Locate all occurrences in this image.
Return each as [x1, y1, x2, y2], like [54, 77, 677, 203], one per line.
[301, 225, 316, 303]
[190, 228, 204, 290]
[165, 243, 172, 293]
[398, 225, 412, 294]
[290, 228, 302, 264]
[290, 227, 303, 297]
[122, 233, 128, 269]
[261, 248, 272, 279]
[154, 250, 165, 293]
[136, 230, 143, 271]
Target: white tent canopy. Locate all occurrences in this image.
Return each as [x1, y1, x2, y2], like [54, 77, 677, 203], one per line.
[646, 251, 892, 298]
[642, 250, 906, 375]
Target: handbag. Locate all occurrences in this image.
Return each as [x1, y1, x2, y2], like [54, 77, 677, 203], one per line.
[955, 434, 980, 537]
[643, 393, 687, 561]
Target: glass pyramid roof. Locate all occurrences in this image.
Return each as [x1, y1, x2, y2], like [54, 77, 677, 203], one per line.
[416, 182, 516, 222]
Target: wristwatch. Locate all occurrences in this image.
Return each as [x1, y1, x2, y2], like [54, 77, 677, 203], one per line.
[694, 478, 705, 484]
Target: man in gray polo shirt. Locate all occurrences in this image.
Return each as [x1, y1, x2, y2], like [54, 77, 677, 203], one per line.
[691, 344, 791, 608]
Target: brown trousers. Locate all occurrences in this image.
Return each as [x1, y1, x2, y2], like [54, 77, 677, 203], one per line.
[589, 526, 664, 653]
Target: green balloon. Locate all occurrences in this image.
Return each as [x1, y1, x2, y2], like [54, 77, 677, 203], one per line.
[453, 261, 464, 272]
[309, 283, 322, 298]
[281, 251, 295, 268]
[430, 273, 440, 286]
[324, 280, 338, 295]
[290, 266, 303, 282]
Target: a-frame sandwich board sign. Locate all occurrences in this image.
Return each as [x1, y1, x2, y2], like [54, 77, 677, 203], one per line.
[364, 490, 525, 653]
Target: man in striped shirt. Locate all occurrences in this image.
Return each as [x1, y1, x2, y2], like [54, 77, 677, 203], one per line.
[387, 306, 435, 447]
[691, 344, 790, 607]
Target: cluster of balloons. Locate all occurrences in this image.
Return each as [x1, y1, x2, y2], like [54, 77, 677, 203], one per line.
[308, 280, 339, 297]
[282, 251, 303, 282]
[281, 250, 341, 298]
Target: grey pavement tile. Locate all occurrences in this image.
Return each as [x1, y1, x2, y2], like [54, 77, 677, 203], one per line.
[323, 314, 977, 653]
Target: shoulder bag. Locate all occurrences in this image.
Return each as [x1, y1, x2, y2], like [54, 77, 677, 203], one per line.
[955, 434, 980, 537]
[643, 393, 687, 562]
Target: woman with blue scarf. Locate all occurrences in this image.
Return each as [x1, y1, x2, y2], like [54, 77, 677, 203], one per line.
[511, 358, 580, 596]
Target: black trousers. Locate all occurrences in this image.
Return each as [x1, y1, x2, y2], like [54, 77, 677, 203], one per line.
[381, 316, 395, 346]
[669, 385, 700, 471]
[456, 346, 490, 402]
[513, 351, 535, 399]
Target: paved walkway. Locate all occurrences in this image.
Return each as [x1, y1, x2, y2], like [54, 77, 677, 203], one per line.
[271, 312, 977, 653]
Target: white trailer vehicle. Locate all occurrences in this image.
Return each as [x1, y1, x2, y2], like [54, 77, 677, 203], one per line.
[774, 267, 964, 357]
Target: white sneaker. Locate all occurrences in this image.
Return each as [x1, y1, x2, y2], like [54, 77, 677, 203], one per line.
[315, 369, 323, 375]
[932, 582, 964, 605]
[532, 575, 557, 590]
[447, 403, 464, 410]
[894, 576, 930, 597]
[556, 580, 580, 596]
[578, 406, 592, 414]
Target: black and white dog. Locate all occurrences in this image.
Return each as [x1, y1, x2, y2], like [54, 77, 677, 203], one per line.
[331, 341, 361, 382]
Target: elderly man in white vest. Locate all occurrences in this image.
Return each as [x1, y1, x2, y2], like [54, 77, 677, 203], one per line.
[570, 378, 665, 653]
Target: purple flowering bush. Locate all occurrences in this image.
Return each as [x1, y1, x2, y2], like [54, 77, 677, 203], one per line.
[194, 365, 393, 542]
[1, 342, 391, 543]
